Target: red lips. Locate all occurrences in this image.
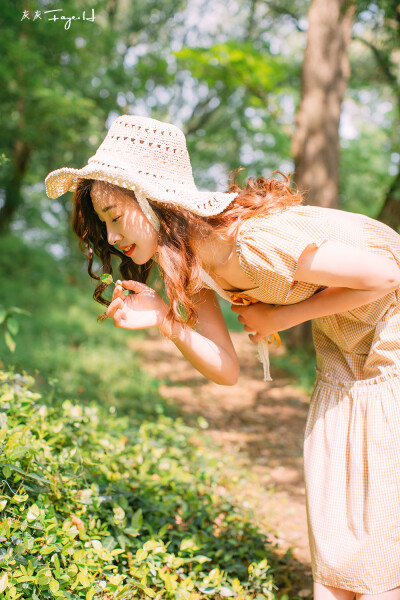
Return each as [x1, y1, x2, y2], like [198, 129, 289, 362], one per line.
[120, 244, 135, 256]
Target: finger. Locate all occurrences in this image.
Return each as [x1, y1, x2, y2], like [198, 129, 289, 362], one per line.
[115, 280, 126, 294]
[106, 297, 123, 318]
[120, 280, 148, 292]
[230, 305, 241, 313]
[113, 308, 125, 322]
[249, 332, 262, 343]
[243, 325, 254, 332]
[113, 305, 130, 327]
[112, 283, 125, 301]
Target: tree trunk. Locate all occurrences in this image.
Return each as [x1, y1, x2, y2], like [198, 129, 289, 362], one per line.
[377, 170, 400, 232]
[292, 0, 356, 208]
[288, 0, 356, 349]
[0, 138, 31, 233]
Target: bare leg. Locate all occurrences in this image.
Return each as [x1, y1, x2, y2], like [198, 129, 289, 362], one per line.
[314, 582, 355, 600]
[357, 587, 400, 600]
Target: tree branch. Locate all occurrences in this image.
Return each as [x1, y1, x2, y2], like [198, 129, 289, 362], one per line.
[353, 35, 399, 95]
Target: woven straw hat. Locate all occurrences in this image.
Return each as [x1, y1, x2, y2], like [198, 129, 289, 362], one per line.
[45, 115, 238, 230]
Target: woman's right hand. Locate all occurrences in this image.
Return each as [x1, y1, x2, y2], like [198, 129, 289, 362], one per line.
[105, 279, 168, 331]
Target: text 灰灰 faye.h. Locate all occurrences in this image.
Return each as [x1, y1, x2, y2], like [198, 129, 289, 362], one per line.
[20, 9, 96, 30]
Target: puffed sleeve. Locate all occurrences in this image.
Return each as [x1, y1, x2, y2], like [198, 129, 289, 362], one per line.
[236, 207, 330, 305]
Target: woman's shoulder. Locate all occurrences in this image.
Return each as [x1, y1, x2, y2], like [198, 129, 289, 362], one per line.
[236, 204, 328, 238]
[237, 204, 381, 236]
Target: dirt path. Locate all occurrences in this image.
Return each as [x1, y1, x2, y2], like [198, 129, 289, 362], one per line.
[129, 330, 314, 593]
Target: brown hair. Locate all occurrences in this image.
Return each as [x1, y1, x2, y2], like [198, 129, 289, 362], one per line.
[71, 171, 303, 336]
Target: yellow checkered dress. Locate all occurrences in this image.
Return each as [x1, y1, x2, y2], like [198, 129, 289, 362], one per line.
[231, 205, 400, 594]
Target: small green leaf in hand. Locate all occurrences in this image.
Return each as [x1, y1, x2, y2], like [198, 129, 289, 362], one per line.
[101, 273, 113, 285]
[101, 273, 130, 295]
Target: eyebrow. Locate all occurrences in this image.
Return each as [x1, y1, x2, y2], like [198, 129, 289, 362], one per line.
[96, 204, 116, 221]
[95, 204, 117, 223]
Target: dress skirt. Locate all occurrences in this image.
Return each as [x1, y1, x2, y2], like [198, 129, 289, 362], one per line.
[304, 368, 400, 594]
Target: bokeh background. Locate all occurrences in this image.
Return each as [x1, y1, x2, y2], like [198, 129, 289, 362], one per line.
[1, 0, 399, 371]
[0, 1, 399, 597]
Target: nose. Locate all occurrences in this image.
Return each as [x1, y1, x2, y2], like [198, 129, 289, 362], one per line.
[107, 227, 122, 247]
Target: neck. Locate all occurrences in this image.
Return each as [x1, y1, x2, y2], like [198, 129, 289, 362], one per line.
[194, 232, 236, 273]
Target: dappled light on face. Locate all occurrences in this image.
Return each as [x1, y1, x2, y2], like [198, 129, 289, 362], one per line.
[91, 180, 115, 213]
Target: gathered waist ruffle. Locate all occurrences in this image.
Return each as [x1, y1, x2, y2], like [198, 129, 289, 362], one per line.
[314, 366, 400, 389]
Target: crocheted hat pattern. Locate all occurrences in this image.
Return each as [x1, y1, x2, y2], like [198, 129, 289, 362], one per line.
[45, 115, 238, 225]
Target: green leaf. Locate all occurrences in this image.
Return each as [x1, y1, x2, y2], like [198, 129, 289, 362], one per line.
[53, 554, 61, 577]
[26, 504, 41, 522]
[6, 317, 19, 336]
[10, 307, 31, 316]
[2, 465, 11, 478]
[0, 309, 6, 325]
[130, 508, 143, 532]
[157, 523, 169, 537]
[86, 588, 95, 600]
[77, 570, 90, 587]
[0, 571, 8, 593]
[11, 493, 28, 503]
[4, 331, 15, 352]
[100, 274, 113, 285]
[37, 574, 51, 586]
[49, 578, 60, 593]
[135, 548, 148, 561]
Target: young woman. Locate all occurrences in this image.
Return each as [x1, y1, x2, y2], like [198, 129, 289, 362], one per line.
[45, 115, 400, 600]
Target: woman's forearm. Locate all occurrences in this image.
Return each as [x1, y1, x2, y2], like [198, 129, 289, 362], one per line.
[162, 318, 240, 386]
[277, 284, 398, 330]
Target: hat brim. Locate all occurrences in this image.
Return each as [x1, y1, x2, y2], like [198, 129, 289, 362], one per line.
[45, 163, 238, 217]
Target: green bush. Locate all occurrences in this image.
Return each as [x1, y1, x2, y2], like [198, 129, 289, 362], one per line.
[0, 233, 174, 419]
[0, 368, 281, 600]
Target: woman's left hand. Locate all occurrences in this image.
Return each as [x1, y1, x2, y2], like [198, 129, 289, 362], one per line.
[230, 302, 282, 343]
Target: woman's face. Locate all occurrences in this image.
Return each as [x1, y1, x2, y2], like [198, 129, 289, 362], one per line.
[91, 180, 159, 265]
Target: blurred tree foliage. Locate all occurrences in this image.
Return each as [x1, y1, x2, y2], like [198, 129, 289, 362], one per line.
[340, 0, 399, 226]
[0, 0, 398, 248]
[0, 0, 185, 238]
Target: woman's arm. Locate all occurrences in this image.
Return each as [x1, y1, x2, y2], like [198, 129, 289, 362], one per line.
[107, 282, 240, 386]
[233, 240, 400, 342]
[294, 240, 400, 291]
[165, 288, 240, 386]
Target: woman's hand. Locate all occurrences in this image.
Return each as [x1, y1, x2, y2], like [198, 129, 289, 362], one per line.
[105, 279, 168, 331]
[231, 302, 283, 343]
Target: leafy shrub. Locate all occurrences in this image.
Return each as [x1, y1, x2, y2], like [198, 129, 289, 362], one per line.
[0, 307, 30, 354]
[0, 369, 281, 599]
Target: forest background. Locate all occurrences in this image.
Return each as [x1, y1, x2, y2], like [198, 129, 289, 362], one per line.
[0, 1, 399, 599]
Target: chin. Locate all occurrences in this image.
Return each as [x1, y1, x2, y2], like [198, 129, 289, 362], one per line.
[131, 246, 158, 265]
[131, 254, 150, 265]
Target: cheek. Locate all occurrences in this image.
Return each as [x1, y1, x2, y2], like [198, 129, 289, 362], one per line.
[142, 222, 159, 245]
[150, 230, 159, 251]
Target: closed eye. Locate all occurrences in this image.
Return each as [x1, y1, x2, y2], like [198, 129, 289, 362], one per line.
[112, 216, 121, 223]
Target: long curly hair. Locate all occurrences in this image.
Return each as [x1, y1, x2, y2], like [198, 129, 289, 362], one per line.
[71, 171, 303, 336]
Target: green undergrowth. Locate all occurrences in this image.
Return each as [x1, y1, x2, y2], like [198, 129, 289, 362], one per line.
[1, 234, 312, 598]
[0, 367, 293, 600]
[0, 233, 173, 419]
